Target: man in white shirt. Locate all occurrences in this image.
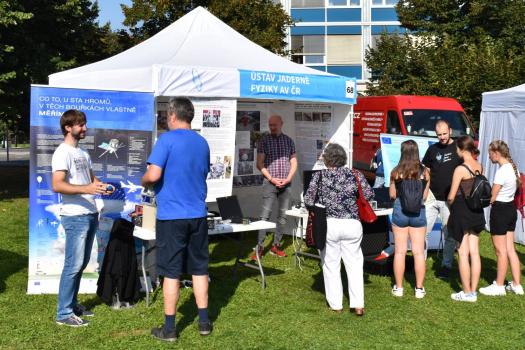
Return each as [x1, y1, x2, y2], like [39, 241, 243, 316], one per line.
[52, 110, 110, 327]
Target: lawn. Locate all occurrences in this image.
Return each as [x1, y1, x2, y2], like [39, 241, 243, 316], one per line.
[1, 166, 524, 349]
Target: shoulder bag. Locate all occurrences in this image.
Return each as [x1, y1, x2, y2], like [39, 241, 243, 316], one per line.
[352, 169, 377, 223]
[305, 171, 327, 250]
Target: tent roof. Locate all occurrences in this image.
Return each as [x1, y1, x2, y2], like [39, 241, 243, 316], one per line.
[482, 83, 525, 111]
[49, 7, 335, 95]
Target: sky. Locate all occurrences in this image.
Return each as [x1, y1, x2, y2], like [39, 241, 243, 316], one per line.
[96, 0, 132, 30]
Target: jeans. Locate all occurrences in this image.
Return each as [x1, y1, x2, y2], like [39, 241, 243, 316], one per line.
[425, 200, 455, 268]
[57, 213, 98, 320]
[258, 179, 292, 245]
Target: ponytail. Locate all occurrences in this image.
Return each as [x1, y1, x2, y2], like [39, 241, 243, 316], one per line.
[508, 157, 522, 188]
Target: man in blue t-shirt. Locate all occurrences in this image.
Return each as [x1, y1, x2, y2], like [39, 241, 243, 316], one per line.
[142, 97, 211, 342]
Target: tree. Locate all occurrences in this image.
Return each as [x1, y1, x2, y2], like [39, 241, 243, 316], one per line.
[0, 0, 122, 136]
[365, 0, 525, 123]
[122, 0, 293, 54]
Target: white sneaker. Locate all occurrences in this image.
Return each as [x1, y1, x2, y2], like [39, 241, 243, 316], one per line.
[479, 281, 506, 296]
[391, 285, 404, 297]
[451, 291, 477, 302]
[415, 287, 426, 299]
[506, 282, 525, 295]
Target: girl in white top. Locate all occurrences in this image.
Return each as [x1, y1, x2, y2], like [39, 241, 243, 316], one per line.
[479, 140, 524, 296]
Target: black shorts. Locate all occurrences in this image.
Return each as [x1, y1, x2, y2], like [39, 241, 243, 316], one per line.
[490, 201, 517, 235]
[156, 217, 208, 279]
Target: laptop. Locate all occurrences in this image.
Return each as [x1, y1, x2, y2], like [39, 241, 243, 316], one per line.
[216, 195, 258, 224]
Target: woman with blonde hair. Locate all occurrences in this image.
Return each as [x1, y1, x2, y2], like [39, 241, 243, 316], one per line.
[389, 140, 430, 299]
[479, 140, 523, 296]
[447, 136, 486, 302]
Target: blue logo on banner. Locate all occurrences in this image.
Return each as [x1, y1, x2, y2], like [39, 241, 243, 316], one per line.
[239, 70, 356, 105]
[381, 137, 392, 144]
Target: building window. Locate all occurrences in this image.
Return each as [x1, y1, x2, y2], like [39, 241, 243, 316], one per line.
[372, 0, 398, 5]
[328, 0, 360, 6]
[292, 35, 325, 65]
[327, 35, 361, 65]
[291, 0, 325, 8]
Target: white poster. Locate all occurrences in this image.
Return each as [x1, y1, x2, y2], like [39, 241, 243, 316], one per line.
[294, 103, 334, 170]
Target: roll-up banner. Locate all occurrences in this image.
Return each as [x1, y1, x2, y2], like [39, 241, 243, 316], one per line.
[28, 86, 154, 294]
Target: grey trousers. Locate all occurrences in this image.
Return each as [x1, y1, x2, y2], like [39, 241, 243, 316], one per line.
[258, 179, 292, 246]
[425, 199, 455, 268]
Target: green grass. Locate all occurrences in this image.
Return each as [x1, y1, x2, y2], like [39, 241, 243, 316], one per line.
[1, 168, 525, 349]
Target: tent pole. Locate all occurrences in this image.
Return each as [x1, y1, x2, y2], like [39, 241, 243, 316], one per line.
[348, 105, 354, 169]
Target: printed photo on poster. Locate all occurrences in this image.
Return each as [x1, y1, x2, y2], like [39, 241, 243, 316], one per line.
[208, 155, 233, 180]
[237, 161, 254, 176]
[237, 111, 260, 131]
[238, 148, 254, 162]
[203, 109, 221, 128]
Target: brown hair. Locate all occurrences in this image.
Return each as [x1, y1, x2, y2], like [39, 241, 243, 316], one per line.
[489, 140, 522, 187]
[60, 109, 86, 136]
[456, 135, 479, 156]
[391, 140, 421, 181]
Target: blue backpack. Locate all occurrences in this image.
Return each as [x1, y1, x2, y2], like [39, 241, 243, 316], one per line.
[399, 165, 425, 215]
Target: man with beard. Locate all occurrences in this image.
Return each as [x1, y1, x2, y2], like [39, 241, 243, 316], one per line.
[52, 109, 111, 326]
[422, 120, 463, 279]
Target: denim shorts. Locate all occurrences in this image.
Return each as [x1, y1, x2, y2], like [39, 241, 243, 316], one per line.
[156, 217, 208, 279]
[391, 199, 427, 228]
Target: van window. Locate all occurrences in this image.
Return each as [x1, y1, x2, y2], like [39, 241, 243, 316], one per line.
[386, 110, 402, 134]
[402, 110, 474, 137]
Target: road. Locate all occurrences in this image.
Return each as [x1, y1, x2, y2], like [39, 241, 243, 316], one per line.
[0, 147, 30, 163]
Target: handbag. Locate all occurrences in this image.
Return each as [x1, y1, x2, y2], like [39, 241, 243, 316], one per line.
[305, 171, 327, 250]
[352, 169, 377, 223]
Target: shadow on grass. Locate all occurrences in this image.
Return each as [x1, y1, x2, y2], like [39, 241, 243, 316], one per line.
[174, 233, 285, 333]
[0, 165, 29, 200]
[0, 248, 27, 293]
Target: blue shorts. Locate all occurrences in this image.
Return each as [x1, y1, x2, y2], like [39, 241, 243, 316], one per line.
[156, 217, 208, 279]
[391, 199, 427, 228]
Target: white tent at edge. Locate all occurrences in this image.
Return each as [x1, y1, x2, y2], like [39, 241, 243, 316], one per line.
[479, 83, 525, 244]
[48, 6, 358, 217]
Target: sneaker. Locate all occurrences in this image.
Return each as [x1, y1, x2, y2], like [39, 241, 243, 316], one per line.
[415, 287, 426, 299]
[391, 285, 404, 297]
[73, 304, 94, 317]
[373, 251, 389, 261]
[151, 326, 177, 342]
[56, 315, 89, 327]
[249, 245, 265, 261]
[437, 266, 451, 280]
[270, 244, 287, 257]
[505, 281, 524, 295]
[451, 291, 477, 302]
[198, 320, 213, 336]
[479, 281, 506, 296]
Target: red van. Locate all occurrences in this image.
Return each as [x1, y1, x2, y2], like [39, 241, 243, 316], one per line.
[352, 95, 476, 177]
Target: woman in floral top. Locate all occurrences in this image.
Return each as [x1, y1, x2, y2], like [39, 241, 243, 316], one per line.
[304, 143, 374, 316]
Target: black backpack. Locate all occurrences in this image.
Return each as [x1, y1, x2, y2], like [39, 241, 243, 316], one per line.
[459, 164, 492, 211]
[399, 165, 425, 215]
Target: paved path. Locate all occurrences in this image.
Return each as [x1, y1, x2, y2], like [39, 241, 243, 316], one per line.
[0, 147, 29, 163]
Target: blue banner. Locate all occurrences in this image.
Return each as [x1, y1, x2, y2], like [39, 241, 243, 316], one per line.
[239, 70, 356, 105]
[28, 86, 154, 294]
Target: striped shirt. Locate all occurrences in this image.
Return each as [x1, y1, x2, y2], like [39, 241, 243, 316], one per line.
[258, 133, 295, 179]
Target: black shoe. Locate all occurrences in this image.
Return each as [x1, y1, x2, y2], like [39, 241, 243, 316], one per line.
[437, 266, 451, 279]
[198, 320, 213, 336]
[151, 326, 177, 342]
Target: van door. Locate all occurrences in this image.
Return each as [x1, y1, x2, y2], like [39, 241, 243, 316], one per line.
[386, 110, 403, 134]
[353, 110, 384, 172]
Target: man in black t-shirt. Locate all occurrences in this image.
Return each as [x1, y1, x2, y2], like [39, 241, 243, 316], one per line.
[422, 120, 462, 279]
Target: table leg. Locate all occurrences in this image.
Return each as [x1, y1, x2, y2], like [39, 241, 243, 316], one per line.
[141, 242, 150, 307]
[254, 240, 266, 289]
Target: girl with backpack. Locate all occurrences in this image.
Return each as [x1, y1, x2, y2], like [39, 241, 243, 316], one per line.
[479, 140, 523, 296]
[389, 140, 430, 299]
[447, 136, 486, 302]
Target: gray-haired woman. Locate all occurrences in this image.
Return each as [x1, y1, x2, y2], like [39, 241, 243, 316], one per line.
[304, 143, 374, 316]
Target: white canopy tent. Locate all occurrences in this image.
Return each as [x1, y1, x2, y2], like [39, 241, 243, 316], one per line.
[48, 6, 357, 217]
[49, 7, 355, 105]
[479, 84, 525, 244]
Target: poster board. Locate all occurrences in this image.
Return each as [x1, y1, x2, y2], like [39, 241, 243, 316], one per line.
[28, 86, 154, 294]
